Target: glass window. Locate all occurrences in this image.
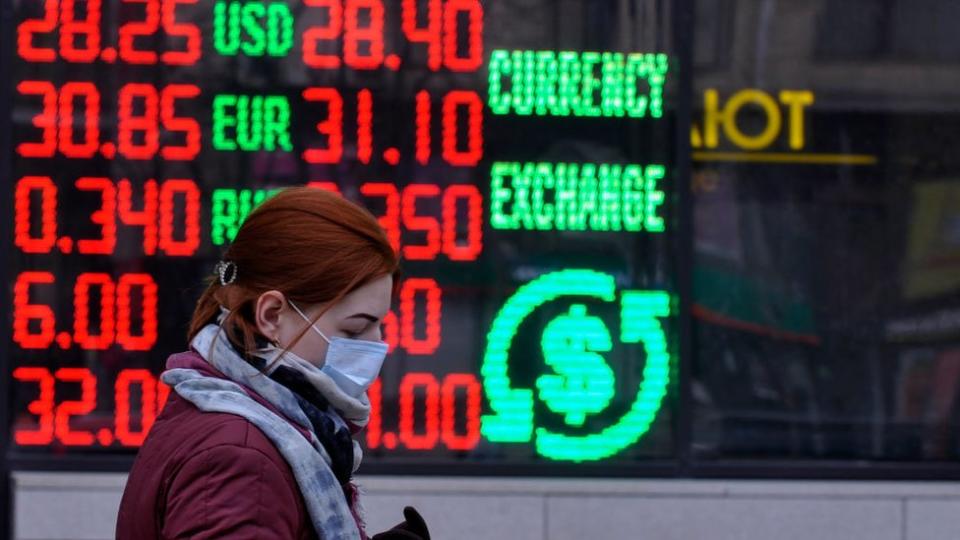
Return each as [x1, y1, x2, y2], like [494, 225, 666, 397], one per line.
[691, 0, 960, 462]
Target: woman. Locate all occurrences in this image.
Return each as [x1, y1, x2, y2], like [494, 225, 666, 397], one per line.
[116, 187, 430, 540]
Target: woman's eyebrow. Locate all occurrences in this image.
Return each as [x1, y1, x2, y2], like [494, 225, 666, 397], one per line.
[346, 313, 379, 322]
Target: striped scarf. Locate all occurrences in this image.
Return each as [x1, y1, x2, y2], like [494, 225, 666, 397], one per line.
[161, 323, 366, 540]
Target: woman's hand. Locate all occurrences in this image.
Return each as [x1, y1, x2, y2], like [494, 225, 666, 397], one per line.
[371, 506, 431, 540]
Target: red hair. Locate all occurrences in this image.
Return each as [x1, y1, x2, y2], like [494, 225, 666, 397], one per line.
[188, 186, 399, 355]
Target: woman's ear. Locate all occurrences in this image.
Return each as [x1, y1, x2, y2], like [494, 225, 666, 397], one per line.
[254, 290, 286, 342]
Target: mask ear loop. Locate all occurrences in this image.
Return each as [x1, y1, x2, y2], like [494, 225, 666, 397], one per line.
[265, 296, 338, 373]
[261, 305, 299, 374]
[288, 299, 333, 345]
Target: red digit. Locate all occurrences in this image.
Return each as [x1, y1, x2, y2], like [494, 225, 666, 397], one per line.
[357, 89, 372, 164]
[441, 373, 481, 450]
[118, 179, 158, 255]
[442, 90, 482, 166]
[303, 0, 342, 69]
[401, 184, 441, 260]
[443, 0, 483, 71]
[160, 84, 201, 160]
[119, 0, 160, 64]
[17, 81, 57, 157]
[60, 0, 101, 62]
[400, 278, 441, 355]
[13, 272, 56, 349]
[54, 368, 97, 446]
[161, 0, 201, 65]
[118, 83, 160, 159]
[13, 368, 55, 445]
[399, 373, 439, 450]
[442, 184, 482, 261]
[159, 179, 201, 256]
[302, 88, 343, 163]
[415, 90, 431, 164]
[59, 82, 101, 158]
[116, 274, 159, 351]
[366, 378, 382, 449]
[343, 0, 383, 69]
[17, 0, 59, 62]
[360, 183, 400, 253]
[16, 81, 57, 157]
[115, 369, 157, 446]
[401, 0, 440, 70]
[15, 176, 58, 254]
[76, 177, 117, 255]
[74, 272, 115, 350]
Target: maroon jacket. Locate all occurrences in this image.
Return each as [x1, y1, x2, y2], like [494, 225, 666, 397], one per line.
[116, 351, 365, 539]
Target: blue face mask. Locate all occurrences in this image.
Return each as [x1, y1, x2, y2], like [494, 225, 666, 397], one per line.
[288, 300, 388, 398]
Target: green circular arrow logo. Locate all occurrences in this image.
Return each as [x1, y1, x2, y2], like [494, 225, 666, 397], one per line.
[480, 269, 671, 462]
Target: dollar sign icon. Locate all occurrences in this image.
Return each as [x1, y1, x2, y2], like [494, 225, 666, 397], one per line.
[482, 269, 670, 461]
[536, 304, 615, 427]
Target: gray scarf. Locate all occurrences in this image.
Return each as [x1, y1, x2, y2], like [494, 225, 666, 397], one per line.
[160, 324, 362, 540]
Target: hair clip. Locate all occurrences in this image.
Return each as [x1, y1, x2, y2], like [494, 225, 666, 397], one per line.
[215, 260, 238, 285]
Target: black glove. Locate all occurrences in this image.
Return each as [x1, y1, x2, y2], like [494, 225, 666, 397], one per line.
[371, 506, 431, 540]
